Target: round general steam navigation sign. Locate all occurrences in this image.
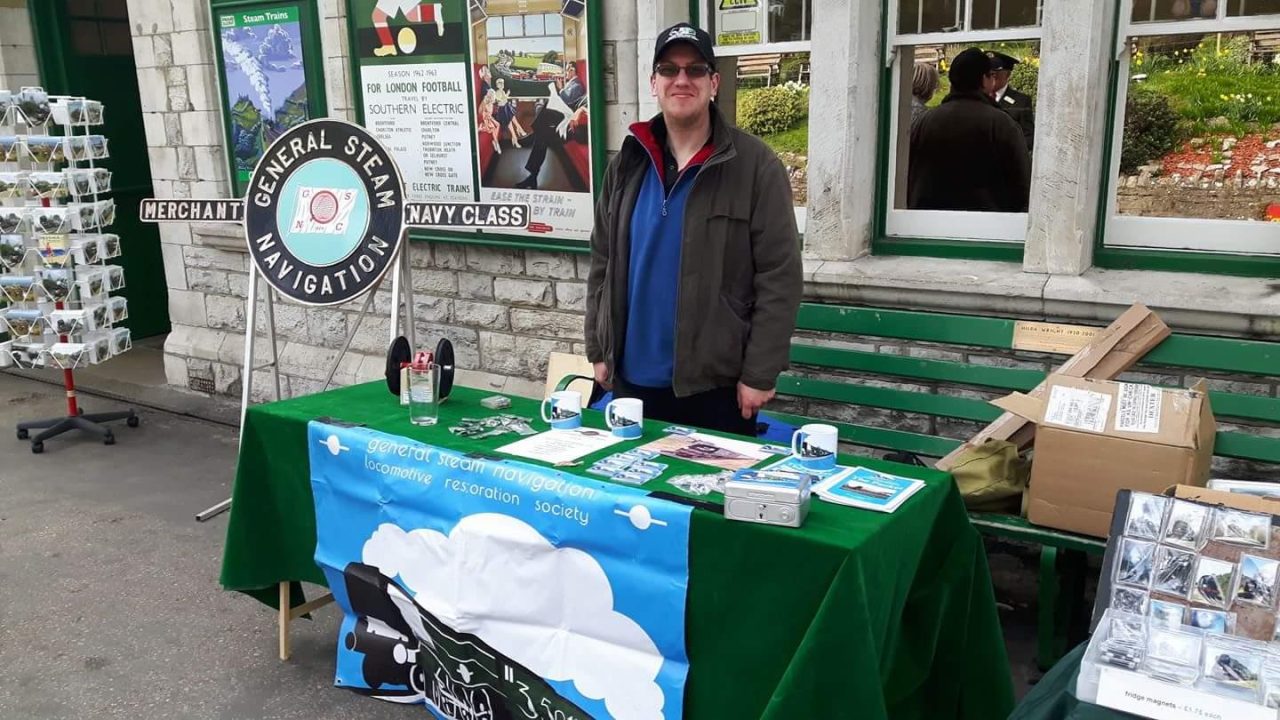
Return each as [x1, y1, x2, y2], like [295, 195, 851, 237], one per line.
[243, 119, 406, 306]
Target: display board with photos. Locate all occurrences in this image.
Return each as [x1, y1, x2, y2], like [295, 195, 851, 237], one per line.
[0, 87, 131, 371]
[1085, 489, 1280, 710]
[345, 0, 603, 247]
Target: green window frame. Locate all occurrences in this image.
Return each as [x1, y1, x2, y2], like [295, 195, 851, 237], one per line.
[1093, 0, 1280, 278]
[870, 0, 1037, 264]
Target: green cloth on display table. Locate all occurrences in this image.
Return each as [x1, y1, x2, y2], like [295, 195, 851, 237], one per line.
[1010, 644, 1143, 720]
[219, 381, 1015, 720]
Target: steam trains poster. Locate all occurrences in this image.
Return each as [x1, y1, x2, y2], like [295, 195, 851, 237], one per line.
[215, 4, 319, 195]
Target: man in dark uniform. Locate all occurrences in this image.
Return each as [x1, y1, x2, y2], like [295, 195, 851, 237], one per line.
[986, 50, 1035, 153]
[907, 47, 1030, 213]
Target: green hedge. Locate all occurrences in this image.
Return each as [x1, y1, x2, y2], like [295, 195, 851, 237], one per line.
[738, 83, 809, 136]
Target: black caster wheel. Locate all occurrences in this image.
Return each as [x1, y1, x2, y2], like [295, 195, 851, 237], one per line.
[31, 441, 43, 454]
[127, 416, 139, 428]
[17, 428, 29, 440]
[104, 433, 115, 446]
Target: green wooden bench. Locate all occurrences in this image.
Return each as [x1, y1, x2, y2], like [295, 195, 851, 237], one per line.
[772, 302, 1280, 670]
[557, 302, 1280, 670]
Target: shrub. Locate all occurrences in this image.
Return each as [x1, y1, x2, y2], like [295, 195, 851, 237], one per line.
[1121, 87, 1182, 174]
[738, 83, 808, 136]
[1008, 56, 1039, 106]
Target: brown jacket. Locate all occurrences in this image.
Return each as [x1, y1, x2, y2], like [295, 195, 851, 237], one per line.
[584, 104, 803, 396]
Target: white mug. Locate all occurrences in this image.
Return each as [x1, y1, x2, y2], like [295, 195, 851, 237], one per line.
[792, 423, 838, 471]
[605, 398, 644, 439]
[541, 390, 582, 429]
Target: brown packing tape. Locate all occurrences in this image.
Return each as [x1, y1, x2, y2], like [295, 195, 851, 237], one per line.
[936, 304, 1171, 471]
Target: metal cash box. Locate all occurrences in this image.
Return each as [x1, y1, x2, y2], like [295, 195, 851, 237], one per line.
[723, 468, 814, 528]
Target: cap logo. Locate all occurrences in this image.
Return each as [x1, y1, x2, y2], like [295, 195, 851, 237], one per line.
[667, 26, 698, 42]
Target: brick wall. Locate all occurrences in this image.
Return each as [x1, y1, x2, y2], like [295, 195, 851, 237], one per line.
[776, 327, 1280, 482]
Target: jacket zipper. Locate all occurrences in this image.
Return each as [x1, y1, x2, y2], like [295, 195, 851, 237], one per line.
[670, 147, 731, 394]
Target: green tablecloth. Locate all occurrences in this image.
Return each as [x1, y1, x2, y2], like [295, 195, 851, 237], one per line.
[220, 381, 1015, 719]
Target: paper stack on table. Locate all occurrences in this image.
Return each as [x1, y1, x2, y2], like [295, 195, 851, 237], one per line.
[811, 466, 925, 513]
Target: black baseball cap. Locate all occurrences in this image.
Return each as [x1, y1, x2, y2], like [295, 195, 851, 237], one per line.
[653, 23, 716, 70]
[986, 51, 1020, 72]
[949, 47, 993, 92]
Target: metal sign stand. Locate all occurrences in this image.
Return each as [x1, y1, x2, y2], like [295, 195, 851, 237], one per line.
[195, 232, 417, 523]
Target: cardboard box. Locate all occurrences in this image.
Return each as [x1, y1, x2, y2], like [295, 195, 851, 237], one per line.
[992, 375, 1216, 538]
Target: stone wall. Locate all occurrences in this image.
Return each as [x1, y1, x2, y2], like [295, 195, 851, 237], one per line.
[0, 0, 38, 90]
[1116, 177, 1278, 221]
[139, 0, 639, 402]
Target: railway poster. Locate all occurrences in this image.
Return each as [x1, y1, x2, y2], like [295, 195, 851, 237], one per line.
[347, 0, 598, 242]
[308, 421, 692, 719]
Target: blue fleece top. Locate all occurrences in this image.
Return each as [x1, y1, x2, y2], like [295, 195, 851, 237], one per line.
[620, 126, 709, 388]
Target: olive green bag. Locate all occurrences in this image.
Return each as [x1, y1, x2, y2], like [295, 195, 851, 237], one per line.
[948, 438, 1031, 514]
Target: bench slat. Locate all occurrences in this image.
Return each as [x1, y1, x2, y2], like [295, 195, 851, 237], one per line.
[1215, 430, 1280, 464]
[1144, 334, 1280, 377]
[767, 411, 962, 457]
[969, 513, 1107, 554]
[796, 304, 1015, 349]
[778, 376, 1003, 422]
[788, 345, 1280, 423]
[790, 344, 1043, 391]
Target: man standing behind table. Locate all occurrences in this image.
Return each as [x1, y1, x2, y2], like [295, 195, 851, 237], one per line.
[985, 51, 1036, 154]
[583, 23, 803, 436]
[907, 47, 1030, 213]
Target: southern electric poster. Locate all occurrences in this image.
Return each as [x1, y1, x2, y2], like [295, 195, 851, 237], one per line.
[350, 0, 595, 242]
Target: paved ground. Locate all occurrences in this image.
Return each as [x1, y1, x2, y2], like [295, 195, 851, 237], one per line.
[0, 368, 1051, 719]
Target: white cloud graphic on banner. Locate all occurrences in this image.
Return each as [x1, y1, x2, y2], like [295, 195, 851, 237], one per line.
[363, 517, 666, 720]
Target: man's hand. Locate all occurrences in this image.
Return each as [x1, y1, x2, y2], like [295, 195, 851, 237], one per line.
[737, 382, 775, 419]
[593, 362, 612, 391]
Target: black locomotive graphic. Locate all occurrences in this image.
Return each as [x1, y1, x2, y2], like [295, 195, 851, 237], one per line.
[340, 562, 592, 720]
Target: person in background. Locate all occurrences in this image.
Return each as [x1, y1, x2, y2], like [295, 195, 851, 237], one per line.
[911, 62, 940, 130]
[907, 47, 1030, 212]
[985, 51, 1035, 153]
[583, 23, 803, 435]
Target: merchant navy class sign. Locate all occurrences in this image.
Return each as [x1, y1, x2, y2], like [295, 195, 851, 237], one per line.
[139, 118, 529, 306]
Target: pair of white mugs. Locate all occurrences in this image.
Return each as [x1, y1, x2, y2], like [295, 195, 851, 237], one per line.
[542, 389, 840, 467]
[541, 390, 642, 439]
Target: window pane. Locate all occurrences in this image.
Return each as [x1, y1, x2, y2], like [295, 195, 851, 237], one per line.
[892, 42, 1039, 212]
[1228, 0, 1280, 16]
[1130, 0, 1216, 22]
[896, 0, 965, 34]
[503, 15, 523, 37]
[487, 16, 504, 39]
[1114, 33, 1280, 224]
[101, 20, 132, 55]
[96, 0, 129, 19]
[545, 13, 563, 36]
[524, 13, 545, 36]
[70, 19, 103, 55]
[66, 0, 95, 17]
[733, 52, 810, 206]
[970, 0, 1040, 30]
[767, 0, 812, 42]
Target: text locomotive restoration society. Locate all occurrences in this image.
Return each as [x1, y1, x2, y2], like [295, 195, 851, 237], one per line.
[249, 128, 399, 299]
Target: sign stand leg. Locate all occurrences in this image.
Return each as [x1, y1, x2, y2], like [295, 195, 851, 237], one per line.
[196, 266, 283, 523]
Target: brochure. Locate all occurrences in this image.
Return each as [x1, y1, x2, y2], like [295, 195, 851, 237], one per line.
[812, 466, 926, 513]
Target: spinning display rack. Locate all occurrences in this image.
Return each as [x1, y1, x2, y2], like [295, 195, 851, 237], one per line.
[0, 87, 138, 453]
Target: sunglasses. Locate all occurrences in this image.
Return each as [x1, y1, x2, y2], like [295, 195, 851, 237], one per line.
[655, 62, 714, 79]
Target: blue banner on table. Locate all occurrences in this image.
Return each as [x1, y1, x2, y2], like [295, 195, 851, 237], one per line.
[308, 421, 693, 720]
